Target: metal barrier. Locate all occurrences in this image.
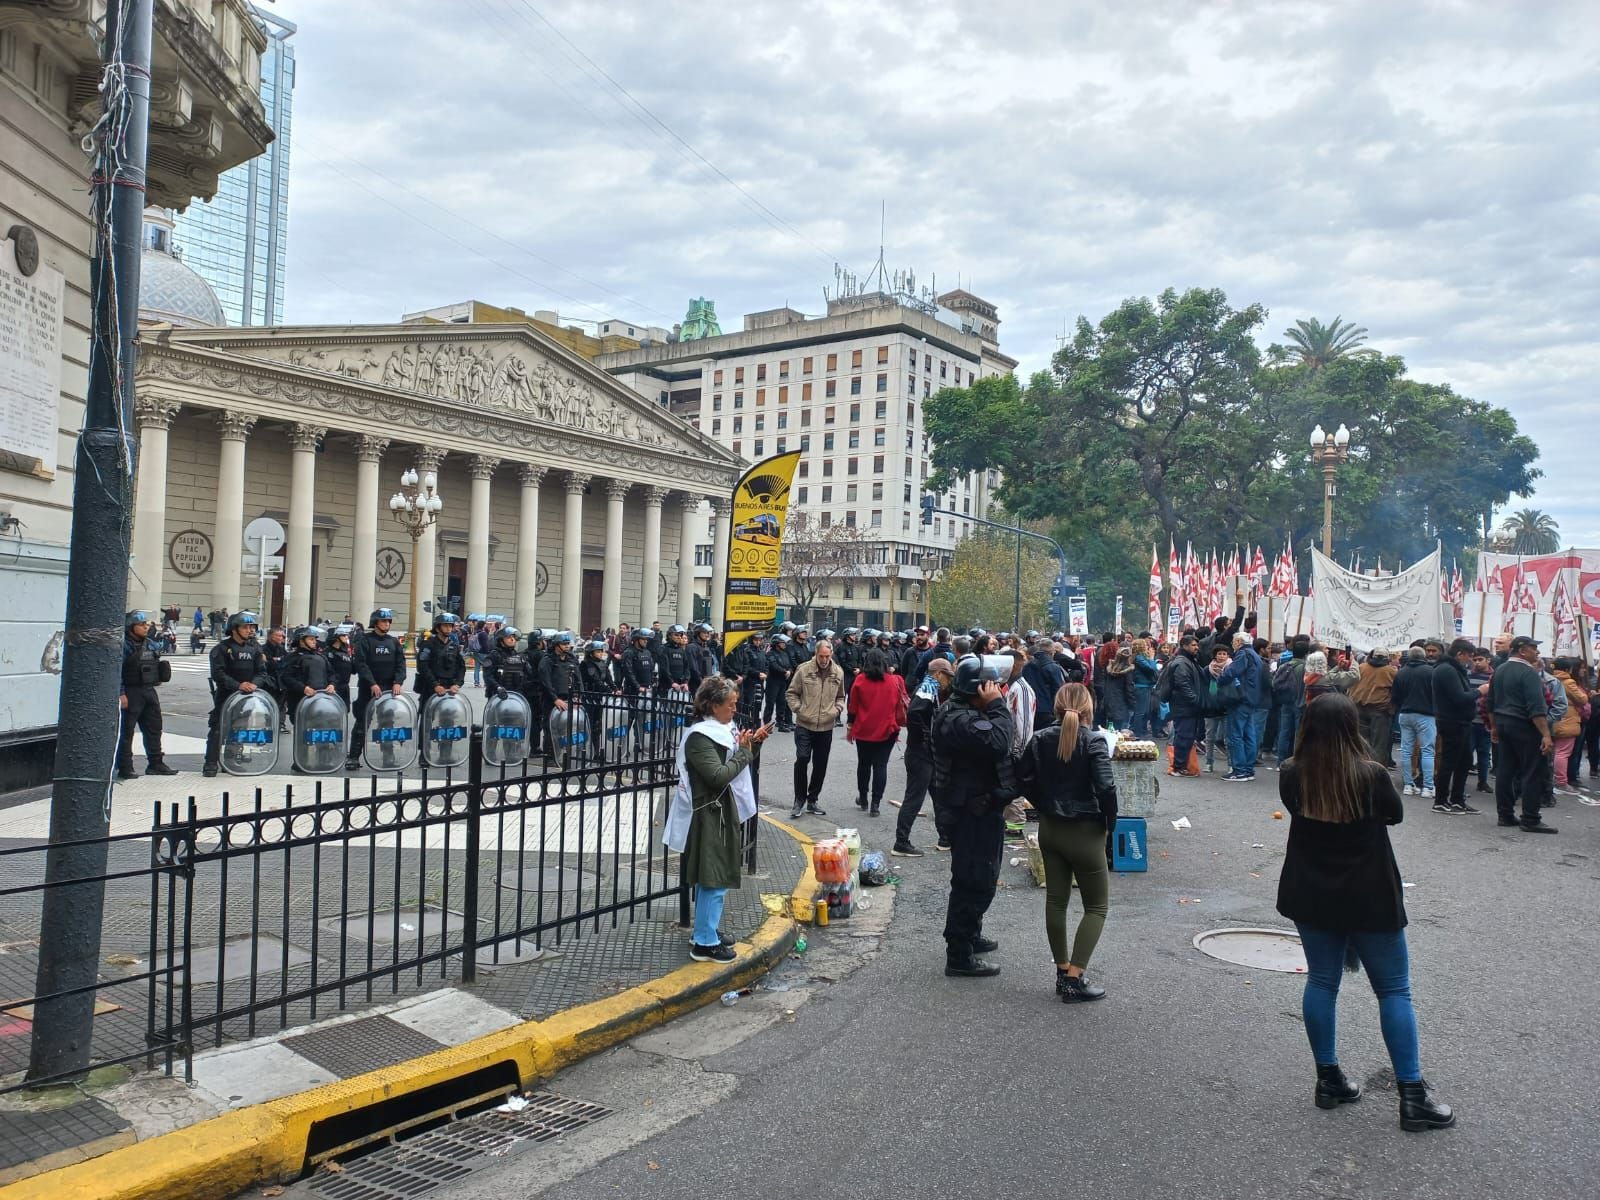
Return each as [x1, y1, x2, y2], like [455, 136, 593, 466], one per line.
[0, 690, 706, 1092]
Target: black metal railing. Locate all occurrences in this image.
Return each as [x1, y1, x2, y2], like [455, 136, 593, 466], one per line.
[2, 688, 761, 1092]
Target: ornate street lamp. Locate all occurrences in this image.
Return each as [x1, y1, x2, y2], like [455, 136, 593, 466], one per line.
[885, 558, 901, 632]
[389, 467, 442, 641]
[1309, 423, 1351, 556]
[919, 553, 941, 628]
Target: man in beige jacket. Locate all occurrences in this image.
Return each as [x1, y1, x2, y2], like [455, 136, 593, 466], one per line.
[786, 639, 846, 818]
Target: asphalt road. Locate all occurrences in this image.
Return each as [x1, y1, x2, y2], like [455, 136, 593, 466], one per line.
[396, 727, 1600, 1200]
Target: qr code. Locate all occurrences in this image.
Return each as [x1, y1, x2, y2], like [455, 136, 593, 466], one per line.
[759, 578, 778, 597]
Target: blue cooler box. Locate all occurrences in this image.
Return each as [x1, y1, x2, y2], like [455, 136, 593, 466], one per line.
[1112, 817, 1148, 872]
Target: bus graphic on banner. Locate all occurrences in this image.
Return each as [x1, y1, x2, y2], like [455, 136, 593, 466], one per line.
[722, 452, 801, 655]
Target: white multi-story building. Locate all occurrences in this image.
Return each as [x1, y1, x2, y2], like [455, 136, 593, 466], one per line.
[597, 286, 1016, 631]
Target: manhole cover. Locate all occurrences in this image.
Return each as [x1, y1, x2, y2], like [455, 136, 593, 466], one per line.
[1193, 927, 1307, 973]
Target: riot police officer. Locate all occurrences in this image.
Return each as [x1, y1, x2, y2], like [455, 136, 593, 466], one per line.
[485, 626, 534, 699]
[281, 626, 339, 721]
[932, 655, 1017, 978]
[347, 608, 408, 769]
[538, 632, 582, 756]
[763, 633, 795, 731]
[620, 627, 657, 696]
[414, 612, 466, 698]
[655, 625, 693, 697]
[687, 622, 720, 691]
[262, 625, 290, 720]
[118, 610, 176, 779]
[837, 628, 862, 694]
[204, 611, 271, 777]
[726, 632, 768, 725]
[791, 624, 813, 666]
[327, 626, 356, 708]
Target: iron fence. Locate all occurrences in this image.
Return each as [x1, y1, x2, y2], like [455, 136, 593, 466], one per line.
[0, 688, 774, 1093]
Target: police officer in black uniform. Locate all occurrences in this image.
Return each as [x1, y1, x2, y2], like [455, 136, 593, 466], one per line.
[347, 608, 408, 768]
[764, 633, 795, 730]
[687, 622, 720, 691]
[204, 611, 271, 776]
[655, 625, 693, 698]
[620, 627, 657, 697]
[579, 638, 620, 758]
[118, 610, 176, 779]
[791, 624, 814, 666]
[539, 632, 583, 758]
[281, 625, 339, 721]
[932, 655, 1016, 978]
[725, 632, 768, 725]
[327, 626, 356, 708]
[485, 626, 534, 700]
[414, 612, 466, 700]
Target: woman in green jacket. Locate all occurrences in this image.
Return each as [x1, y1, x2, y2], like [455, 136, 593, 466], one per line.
[672, 675, 771, 963]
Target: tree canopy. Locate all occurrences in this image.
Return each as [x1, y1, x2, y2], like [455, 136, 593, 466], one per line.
[1495, 508, 1561, 555]
[924, 287, 1542, 624]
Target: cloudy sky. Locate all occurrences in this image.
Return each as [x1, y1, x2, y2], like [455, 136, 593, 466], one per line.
[278, 0, 1599, 542]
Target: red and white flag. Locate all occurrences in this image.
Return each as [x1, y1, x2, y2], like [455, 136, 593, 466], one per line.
[1148, 545, 1164, 639]
[1552, 573, 1579, 650]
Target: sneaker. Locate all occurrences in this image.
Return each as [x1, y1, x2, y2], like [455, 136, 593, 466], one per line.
[116, 769, 139, 781]
[944, 957, 1001, 978]
[1420, 787, 1435, 799]
[1578, 794, 1600, 807]
[805, 804, 828, 817]
[790, 804, 806, 819]
[1402, 785, 1419, 797]
[1452, 803, 1479, 815]
[891, 842, 923, 858]
[1519, 821, 1557, 834]
[689, 942, 736, 963]
[1432, 801, 1453, 813]
[1476, 780, 1492, 793]
[935, 840, 952, 852]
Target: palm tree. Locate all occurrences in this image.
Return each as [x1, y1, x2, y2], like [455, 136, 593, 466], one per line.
[1280, 317, 1375, 368]
[1498, 508, 1561, 555]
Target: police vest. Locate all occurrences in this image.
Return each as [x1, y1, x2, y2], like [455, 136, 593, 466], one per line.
[123, 637, 164, 688]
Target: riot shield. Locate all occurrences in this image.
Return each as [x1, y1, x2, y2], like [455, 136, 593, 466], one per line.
[362, 692, 420, 774]
[482, 689, 532, 767]
[292, 691, 349, 774]
[548, 703, 589, 763]
[421, 692, 472, 769]
[219, 690, 281, 776]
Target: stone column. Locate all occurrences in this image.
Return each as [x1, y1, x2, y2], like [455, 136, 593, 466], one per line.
[514, 464, 547, 633]
[349, 435, 389, 624]
[676, 493, 700, 625]
[412, 449, 445, 631]
[709, 496, 732, 630]
[601, 479, 629, 631]
[466, 455, 498, 616]
[211, 412, 256, 613]
[130, 398, 180, 613]
[284, 423, 325, 627]
[561, 472, 589, 631]
[639, 486, 667, 628]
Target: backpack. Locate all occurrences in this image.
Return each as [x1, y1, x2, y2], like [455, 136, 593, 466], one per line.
[1153, 658, 1177, 703]
[1271, 660, 1304, 706]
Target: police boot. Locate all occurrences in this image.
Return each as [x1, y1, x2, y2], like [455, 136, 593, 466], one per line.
[945, 955, 1000, 978]
[1314, 1064, 1362, 1109]
[202, 762, 220, 778]
[145, 761, 178, 776]
[117, 763, 138, 781]
[1397, 1079, 1455, 1131]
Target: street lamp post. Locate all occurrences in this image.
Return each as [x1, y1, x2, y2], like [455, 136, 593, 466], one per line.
[885, 558, 901, 632]
[389, 467, 442, 644]
[1309, 423, 1351, 557]
[919, 553, 938, 628]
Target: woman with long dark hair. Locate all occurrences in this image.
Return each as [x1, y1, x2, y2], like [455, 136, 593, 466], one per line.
[847, 650, 906, 817]
[1015, 683, 1117, 1002]
[1277, 693, 1454, 1130]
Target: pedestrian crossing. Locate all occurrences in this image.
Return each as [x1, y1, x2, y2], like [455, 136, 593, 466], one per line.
[164, 656, 213, 674]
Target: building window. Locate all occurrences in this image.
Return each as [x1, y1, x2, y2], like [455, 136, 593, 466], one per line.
[755, 439, 765, 456]
[848, 457, 859, 475]
[797, 486, 808, 503]
[940, 361, 948, 378]
[820, 512, 832, 528]
[803, 356, 814, 375]
[712, 418, 722, 435]
[822, 485, 833, 502]
[902, 512, 911, 532]
[850, 377, 862, 396]
[920, 461, 928, 479]
[968, 371, 975, 385]
[907, 456, 914, 476]
[823, 460, 834, 477]
[778, 385, 788, 404]
[907, 374, 916, 394]
[877, 345, 889, 364]
[846, 483, 858, 502]
[734, 391, 744, 409]
[827, 353, 838, 372]
[733, 440, 742, 455]
[800, 433, 811, 450]
[848, 430, 860, 449]
[874, 427, 885, 447]
[777, 411, 788, 429]
[799, 460, 809, 477]
[870, 509, 882, 526]
[713, 369, 723, 386]
[923, 380, 931, 397]
[851, 349, 863, 369]
[735, 366, 745, 384]
[903, 483, 912, 502]
[876, 373, 888, 392]
[850, 403, 861, 422]
[869, 580, 881, 599]
[908, 346, 918, 365]
[756, 388, 766, 406]
[907, 402, 915, 421]
[843, 582, 854, 599]
[825, 380, 837, 398]
[924, 353, 932, 371]
[963, 497, 971, 514]
[755, 414, 765, 431]
[756, 363, 767, 382]
[845, 510, 857, 528]
[876, 401, 888, 419]
[779, 360, 790, 380]
[802, 409, 812, 427]
[873, 455, 885, 474]
[802, 382, 813, 401]
[777, 437, 787, 453]
[733, 417, 744, 433]
[824, 432, 835, 451]
[824, 406, 836, 425]
[872, 482, 883, 501]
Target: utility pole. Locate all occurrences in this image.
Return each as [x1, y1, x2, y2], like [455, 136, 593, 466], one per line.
[30, 0, 153, 1082]
[1013, 519, 1023, 632]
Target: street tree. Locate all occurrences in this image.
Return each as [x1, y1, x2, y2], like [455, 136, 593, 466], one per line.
[1272, 317, 1377, 368]
[777, 513, 872, 616]
[927, 528, 1057, 633]
[1495, 508, 1562, 554]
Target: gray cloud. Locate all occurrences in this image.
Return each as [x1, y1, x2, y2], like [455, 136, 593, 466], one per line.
[280, 0, 1600, 540]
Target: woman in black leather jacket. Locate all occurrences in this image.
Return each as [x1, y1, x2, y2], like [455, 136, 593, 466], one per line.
[1015, 683, 1118, 1003]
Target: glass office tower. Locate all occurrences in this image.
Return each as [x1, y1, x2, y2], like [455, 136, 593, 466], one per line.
[173, 7, 296, 325]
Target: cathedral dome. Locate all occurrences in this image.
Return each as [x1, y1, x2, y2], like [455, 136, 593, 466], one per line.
[139, 210, 226, 328]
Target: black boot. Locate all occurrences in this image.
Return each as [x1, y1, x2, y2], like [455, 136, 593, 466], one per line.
[1057, 970, 1105, 1002]
[145, 761, 178, 776]
[970, 935, 999, 954]
[945, 956, 1000, 978]
[1397, 1079, 1455, 1130]
[1314, 1063, 1362, 1109]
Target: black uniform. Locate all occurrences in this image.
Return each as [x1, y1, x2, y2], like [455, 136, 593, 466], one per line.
[118, 632, 169, 775]
[931, 696, 1016, 963]
[725, 639, 767, 723]
[486, 644, 535, 697]
[280, 645, 336, 719]
[763, 643, 794, 729]
[539, 647, 582, 703]
[205, 637, 271, 768]
[655, 642, 693, 696]
[327, 641, 355, 707]
[620, 642, 657, 696]
[687, 638, 720, 691]
[414, 633, 466, 696]
[349, 628, 407, 763]
[836, 638, 861, 693]
[791, 637, 814, 667]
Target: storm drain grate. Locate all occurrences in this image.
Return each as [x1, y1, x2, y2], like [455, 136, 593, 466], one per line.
[307, 1092, 614, 1199]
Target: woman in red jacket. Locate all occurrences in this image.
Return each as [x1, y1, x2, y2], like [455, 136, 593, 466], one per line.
[848, 650, 907, 817]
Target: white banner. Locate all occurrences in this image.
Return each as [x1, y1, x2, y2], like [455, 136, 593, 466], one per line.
[1459, 591, 1504, 645]
[1310, 548, 1445, 650]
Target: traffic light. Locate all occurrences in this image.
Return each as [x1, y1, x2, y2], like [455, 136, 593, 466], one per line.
[920, 494, 935, 526]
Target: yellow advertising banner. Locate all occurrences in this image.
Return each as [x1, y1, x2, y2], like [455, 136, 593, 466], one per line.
[722, 451, 802, 655]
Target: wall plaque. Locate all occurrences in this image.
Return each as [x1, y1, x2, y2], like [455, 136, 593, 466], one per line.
[169, 529, 214, 578]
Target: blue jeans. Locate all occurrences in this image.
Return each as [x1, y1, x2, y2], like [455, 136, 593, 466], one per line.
[1226, 705, 1257, 776]
[1275, 704, 1300, 761]
[1130, 687, 1153, 738]
[1252, 706, 1269, 762]
[1398, 712, 1436, 789]
[1295, 924, 1422, 1082]
[1472, 724, 1493, 785]
[693, 885, 727, 946]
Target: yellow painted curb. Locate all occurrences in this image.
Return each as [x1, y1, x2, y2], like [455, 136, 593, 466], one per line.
[0, 820, 819, 1200]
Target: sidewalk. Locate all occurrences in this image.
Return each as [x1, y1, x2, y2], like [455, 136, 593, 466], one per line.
[0, 792, 815, 1200]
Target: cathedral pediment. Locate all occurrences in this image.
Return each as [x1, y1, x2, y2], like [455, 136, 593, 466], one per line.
[146, 324, 736, 470]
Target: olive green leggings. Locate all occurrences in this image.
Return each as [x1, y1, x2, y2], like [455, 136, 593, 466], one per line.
[1038, 815, 1110, 968]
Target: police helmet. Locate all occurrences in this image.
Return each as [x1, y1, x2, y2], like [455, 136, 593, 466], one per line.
[295, 625, 324, 647]
[863, 628, 880, 640]
[588, 638, 608, 653]
[968, 627, 986, 639]
[631, 627, 652, 642]
[770, 633, 790, 646]
[227, 611, 260, 634]
[433, 611, 460, 629]
[467, 613, 486, 623]
[816, 628, 835, 641]
[841, 627, 859, 639]
[548, 630, 572, 646]
[692, 622, 711, 635]
[125, 609, 150, 630]
[952, 653, 1005, 696]
[498, 626, 521, 645]
[667, 623, 687, 636]
[1026, 630, 1041, 641]
[777, 621, 796, 634]
[369, 608, 394, 626]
